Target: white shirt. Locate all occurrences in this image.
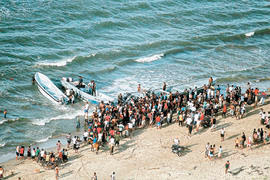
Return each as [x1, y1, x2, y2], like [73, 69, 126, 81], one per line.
[221, 129, 225, 135]
[31, 150, 35, 156]
[194, 113, 199, 122]
[40, 150, 45, 157]
[128, 122, 133, 129]
[83, 132, 89, 138]
[98, 133, 103, 140]
[72, 137, 76, 144]
[174, 138, 179, 145]
[84, 104, 89, 110]
[186, 117, 192, 125]
[118, 124, 124, 131]
[110, 138, 115, 145]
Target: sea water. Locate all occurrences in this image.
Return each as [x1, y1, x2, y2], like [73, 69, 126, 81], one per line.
[0, 0, 270, 162]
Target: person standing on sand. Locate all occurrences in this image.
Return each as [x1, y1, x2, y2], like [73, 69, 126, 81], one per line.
[56, 140, 62, 154]
[0, 166, 4, 178]
[55, 165, 59, 180]
[19, 146, 24, 160]
[225, 161, 230, 174]
[247, 136, 252, 149]
[222, 104, 227, 118]
[218, 146, 222, 158]
[220, 128, 225, 141]
[241, 132, 246, 148]
[16, 146, 20, 160]
[110, 172, 116, 180]
[205, 142, 210, 158]
[110, 136, 115, 155]
[235, 138, 239, 148]
[66, 133, 71, 148]
[84, 102, 90, 119]
[91, 172, 97, 180]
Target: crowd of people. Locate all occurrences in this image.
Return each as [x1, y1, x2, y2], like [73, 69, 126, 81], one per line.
[6, 78, 270, 179]
[15, 143, 68, 170]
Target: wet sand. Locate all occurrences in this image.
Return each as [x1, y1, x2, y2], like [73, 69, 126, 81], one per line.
[2, 101, 270, 180]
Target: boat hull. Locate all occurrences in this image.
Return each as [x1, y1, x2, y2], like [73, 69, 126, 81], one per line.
[35, 72, 68, 105]
[61, 78, 113, 104]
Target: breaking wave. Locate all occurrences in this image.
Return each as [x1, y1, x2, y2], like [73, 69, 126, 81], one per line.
[135, 53, 164, 63]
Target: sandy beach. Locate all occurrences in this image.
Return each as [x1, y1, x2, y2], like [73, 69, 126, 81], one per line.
[2, 100, 270, 180]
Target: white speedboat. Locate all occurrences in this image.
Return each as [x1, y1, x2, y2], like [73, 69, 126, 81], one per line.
[35, 72, 69, 104]
[61, 77, 113, 104]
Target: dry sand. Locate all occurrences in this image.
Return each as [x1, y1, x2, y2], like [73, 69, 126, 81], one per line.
[2, 102, 270, 180]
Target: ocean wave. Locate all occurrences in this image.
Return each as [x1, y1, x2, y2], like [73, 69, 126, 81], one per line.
[245, 32, 254, 37]
[36, 135, 52, 143]
[0, 118, 20, 125]
[35, 53, 96, 67]
[0, 143, 6, 147]
[36, 56, 76, 67]
[32, 109, 85, 126]
[135, 53, 164, 63]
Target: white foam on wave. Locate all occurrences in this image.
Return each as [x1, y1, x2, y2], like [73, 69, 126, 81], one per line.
[36, 56, 76, 67]
[0, 143, 6, 147]
[36, 135, 52, 143]
[0, 119, 8, 125]
[0, 118, 19, 125]
[135, 53, 164, 63]
[35, 53, 96, 67]
[245, 32, 254, 37]
[32, 108, 87, 126]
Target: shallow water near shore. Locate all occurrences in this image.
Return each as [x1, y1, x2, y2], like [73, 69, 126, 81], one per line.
[0, 0, 270, 162]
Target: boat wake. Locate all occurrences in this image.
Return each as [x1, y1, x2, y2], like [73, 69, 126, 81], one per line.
[135, 53, 164, 63]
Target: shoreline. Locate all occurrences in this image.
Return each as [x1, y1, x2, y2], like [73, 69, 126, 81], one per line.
[1, 98, 270, 179]
[0, 120, 86, 164]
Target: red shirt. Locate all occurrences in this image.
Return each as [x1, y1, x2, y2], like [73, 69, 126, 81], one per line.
[97, 127, 102, 133]
[20, 147, 24, 154]
[200, 113, 204, 121]
[223, 105, 227, 112]
[156, 116, 160, 122]
[254, 89, 259, 96]
[109, 129, 115, 136]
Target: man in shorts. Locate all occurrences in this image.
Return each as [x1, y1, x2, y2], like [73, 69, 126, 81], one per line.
[220, 128, 225, 141]
[66, 133, 71, 148]
[16, 146, 20, 160]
